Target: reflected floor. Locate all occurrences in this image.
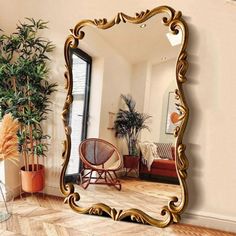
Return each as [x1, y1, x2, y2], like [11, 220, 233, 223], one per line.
[74, 177, 181, 219]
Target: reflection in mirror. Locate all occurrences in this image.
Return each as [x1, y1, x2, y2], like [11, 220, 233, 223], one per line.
[65, 13, 182, 219]
[65, 49, 92, 183]
[62, 6, 189, 227]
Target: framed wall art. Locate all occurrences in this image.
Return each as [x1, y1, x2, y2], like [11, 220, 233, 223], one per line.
[165, 92, 181, 134]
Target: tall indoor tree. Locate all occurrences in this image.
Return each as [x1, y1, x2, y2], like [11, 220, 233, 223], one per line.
[0, 18, 57, 192]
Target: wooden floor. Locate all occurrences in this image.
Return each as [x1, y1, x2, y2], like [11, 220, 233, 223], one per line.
[76, 177, 181, 219]
[0, 194, 235, 236]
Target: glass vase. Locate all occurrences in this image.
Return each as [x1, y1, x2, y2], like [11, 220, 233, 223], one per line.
[0, 180, 14, 222]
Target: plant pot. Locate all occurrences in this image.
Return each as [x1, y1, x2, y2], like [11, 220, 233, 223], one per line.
[123, 155, 140, 169]
[20, 164, 45, 193]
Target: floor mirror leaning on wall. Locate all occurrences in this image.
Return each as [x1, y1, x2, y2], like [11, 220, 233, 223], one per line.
[60, 5, 189, 228]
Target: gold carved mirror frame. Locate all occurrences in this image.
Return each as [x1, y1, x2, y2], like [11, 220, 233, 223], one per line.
[60, 5, 189, 228]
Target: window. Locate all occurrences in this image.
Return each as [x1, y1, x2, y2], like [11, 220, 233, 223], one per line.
[65, 48, 92, 183]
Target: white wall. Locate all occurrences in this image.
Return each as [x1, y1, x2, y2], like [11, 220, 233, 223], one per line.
[148, 59, 176, 143]
[130, 61, 149, 112]
[1, 0, 236, 232]
[99, 54, 131, 145]
[87, 58, 104, 138]
[130, 62, 153, 144]
[131, 58, 177, 144]
[78, 26, 132, 146]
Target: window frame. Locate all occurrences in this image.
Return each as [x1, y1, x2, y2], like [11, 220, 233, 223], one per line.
[65, 48, 92, 183]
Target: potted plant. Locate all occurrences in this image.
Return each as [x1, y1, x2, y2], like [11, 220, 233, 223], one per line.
[114, 94, 151, 172]
[0, 18, 56, 192]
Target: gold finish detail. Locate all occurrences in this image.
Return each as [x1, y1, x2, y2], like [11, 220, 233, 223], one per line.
[60, 5, 189, 228]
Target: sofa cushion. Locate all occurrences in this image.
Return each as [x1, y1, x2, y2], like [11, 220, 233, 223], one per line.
[151, 159, 176, 170]
[155, 143, 174, 160]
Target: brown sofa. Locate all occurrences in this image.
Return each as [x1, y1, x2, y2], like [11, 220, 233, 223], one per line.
[139, 146, 179, 183]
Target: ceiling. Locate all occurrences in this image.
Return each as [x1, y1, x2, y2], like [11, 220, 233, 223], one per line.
[81, 13, 182, 65]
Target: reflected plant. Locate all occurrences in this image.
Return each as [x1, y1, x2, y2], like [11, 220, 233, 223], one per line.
[114, 94, 151, 156]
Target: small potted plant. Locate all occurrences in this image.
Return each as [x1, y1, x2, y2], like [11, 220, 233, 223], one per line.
[114, 94, 151, 173]
[0, 18, 56, 192]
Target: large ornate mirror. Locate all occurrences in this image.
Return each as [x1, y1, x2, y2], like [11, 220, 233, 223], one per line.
[60, 5, 189, 227]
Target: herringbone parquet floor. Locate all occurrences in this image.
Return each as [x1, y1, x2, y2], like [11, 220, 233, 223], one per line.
[75, 177, 182, 219]
[0, 193, 235, 236]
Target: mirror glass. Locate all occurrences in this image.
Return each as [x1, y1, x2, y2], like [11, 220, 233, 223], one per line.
[65, 12, 184, 220]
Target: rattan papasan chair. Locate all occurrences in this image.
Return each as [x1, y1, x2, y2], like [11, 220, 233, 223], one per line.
[79, 138, 122, 190]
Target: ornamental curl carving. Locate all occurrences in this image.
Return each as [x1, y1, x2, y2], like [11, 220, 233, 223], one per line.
[177, 51, 188, 83]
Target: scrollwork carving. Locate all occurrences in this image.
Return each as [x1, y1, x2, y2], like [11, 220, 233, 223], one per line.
[177, 51, 188, 83]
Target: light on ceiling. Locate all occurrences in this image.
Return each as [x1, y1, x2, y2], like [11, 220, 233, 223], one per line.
[161, 56, 167, 61]
[139, 24, 146, 28]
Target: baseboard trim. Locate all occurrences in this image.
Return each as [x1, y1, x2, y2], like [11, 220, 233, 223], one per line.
[9, 185, 21, 201]
[44, 185, 64, 197]
[11, 184, 64, 198]
[182, 212, 236, 233]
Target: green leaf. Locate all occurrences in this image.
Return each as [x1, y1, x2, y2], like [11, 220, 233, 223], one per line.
[0, 17, 56, 159]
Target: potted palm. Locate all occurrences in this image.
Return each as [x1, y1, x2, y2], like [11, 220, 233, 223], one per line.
[114, 94, 151, 173]
[0, 18, 56, 192]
